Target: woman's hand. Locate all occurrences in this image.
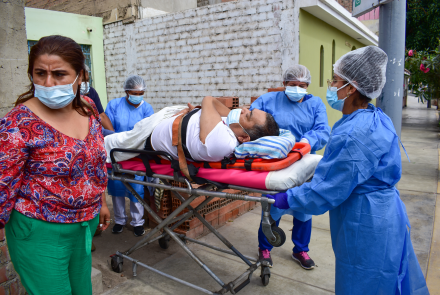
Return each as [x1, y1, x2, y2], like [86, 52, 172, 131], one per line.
[99, 193, 111, 231]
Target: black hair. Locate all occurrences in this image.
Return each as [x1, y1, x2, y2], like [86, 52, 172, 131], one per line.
[246, 113, 279, 141]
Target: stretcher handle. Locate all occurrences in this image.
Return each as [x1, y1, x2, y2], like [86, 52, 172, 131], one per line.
[109, 148, 175, 164]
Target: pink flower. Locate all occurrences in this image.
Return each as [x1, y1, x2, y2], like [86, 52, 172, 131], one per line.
[420, 63, 430, 73]
[408, 50, 414, 56]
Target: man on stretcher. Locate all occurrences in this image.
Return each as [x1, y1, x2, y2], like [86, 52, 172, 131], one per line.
[105, 96, 279, 163]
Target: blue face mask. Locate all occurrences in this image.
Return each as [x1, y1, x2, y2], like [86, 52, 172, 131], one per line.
[34, 75, 79, 109]
[326, 83, 349, 111]
[285, 86, 308, 102]
[80, 82, 90, 95]
[226, 108, 250, 138]
[128, 94, 144, 105]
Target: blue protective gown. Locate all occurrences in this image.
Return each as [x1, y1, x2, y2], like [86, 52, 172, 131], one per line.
[251, 91, 331, 222]
[280, 104, 428, 294]
[105, 97, 154, 202]
[250, 92, 331, 153]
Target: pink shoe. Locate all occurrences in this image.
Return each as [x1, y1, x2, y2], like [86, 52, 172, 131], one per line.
[291, 251, 315, 270]
[258, 248, 273, 267]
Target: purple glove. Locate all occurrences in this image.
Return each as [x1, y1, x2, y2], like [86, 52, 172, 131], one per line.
[266, 193, 289, 209]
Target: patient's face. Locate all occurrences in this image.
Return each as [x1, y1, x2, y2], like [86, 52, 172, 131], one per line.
[239, 108, 266, 130]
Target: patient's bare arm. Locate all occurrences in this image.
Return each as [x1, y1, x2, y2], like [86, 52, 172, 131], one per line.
[199, 96, 230, 144]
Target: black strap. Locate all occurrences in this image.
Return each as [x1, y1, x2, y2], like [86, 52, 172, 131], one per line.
[244, 159, 254, 171]
[139, 154, 154, 177]
[290, 149, 305, 160]
[203, 162, 211, 168]
[220, 156, 237, 169]
[181, 108, 200, 162]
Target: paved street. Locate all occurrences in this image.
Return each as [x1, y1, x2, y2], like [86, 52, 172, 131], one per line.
[93, 95, 440, 294]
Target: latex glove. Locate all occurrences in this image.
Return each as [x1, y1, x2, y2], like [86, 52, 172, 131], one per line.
[266, 193, 290, 209]
[300, 137, 309, 144]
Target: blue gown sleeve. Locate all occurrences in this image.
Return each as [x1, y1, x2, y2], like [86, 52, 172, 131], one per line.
[249, 96, 264, 111]
[105, 101, 116, 127]
[144, 104, 154, 118]
[285, 133, 380, 215]
[302, 102, 331, 152]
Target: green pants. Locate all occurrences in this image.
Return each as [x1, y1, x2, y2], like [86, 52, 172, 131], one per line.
[5, 210, 99, 295]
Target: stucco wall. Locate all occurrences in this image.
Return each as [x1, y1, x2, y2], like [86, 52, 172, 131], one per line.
[0, 0, 29, 118]
[25, 8, 108, 108]
[141, 0, 197, 12]
[103, 0, 299, 110]
[299, 9, 366, 131]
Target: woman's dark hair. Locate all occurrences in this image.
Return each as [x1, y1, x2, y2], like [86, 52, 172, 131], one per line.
[247, 113, 280, 141]
[16, 35, 95, 116]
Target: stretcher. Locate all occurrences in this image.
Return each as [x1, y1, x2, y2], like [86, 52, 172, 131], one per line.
[107, 146, 320, 294]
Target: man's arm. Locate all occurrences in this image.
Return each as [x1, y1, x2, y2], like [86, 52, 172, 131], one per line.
[199, 96, 231, 144]
[100, 113, 114, 131]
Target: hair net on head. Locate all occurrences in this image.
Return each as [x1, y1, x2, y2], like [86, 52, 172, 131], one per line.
[124, 75, 147, 91]
[334, 46, 388, 99]
[283, 65, 312, 84]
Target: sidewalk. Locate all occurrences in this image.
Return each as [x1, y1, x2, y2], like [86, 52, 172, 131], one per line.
[94, 94, 439, 294]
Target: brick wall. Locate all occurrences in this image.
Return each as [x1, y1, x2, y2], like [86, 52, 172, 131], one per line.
[0, 229, 26, 295]
[337, 0, 352, 12]
[103, 0, 299, 110]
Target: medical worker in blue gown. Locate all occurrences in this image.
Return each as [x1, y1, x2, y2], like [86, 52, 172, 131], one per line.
[268, 46, 429, 294]
[251, 65, 331, 270]
[105, 75, 154, 237]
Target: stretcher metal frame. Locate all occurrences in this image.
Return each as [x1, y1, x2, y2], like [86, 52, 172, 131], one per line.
[108, 148, 286, 294]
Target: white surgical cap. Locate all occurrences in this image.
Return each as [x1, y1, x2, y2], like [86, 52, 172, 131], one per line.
[124, 75, 146, 91]
[334, 46, 388, 99]
[283, 65, 312, 84]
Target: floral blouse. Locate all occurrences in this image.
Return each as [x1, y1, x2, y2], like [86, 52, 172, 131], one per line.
[0, 97, 107, 228]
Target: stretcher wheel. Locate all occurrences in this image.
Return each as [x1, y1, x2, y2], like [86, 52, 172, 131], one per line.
[260, 265, 271, 286]
[268, 226, 286, 247]
[111, 256, 123, 273]
[159, 235, 170, 249]
[261, 274, 270, 286]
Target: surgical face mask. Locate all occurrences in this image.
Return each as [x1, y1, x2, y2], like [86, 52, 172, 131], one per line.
[226, 109, 250, 138]
[80, 82, 90, 95]
[128, 94, 144, 105]
[326, 83, 349, 112]
[285, 86, 308, 102]
[34, 75, 79, 109]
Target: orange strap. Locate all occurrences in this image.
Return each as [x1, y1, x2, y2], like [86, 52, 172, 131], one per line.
[171, 114, 192, 181]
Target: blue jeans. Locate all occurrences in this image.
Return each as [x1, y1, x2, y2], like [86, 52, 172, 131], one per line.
[258, 217, 312, 253]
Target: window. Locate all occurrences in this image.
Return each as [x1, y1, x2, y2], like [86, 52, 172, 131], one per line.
[27, 41, 94, 87]
[332, 40, 335, 77]
[320, 45, 324, 87]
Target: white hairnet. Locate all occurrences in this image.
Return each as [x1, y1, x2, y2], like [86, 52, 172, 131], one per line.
[283, 65, 312, 84]
[334, 46, 388, 99]
[124, 75, 146, 91]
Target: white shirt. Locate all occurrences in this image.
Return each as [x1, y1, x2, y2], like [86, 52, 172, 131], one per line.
[151, 111, 238, 162]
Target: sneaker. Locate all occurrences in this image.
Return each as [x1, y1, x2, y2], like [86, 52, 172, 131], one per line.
[291, 251, 315, 270]
[112, 224, 124, 234]
[133, 226, 145, 237]
[258, 248, 273, 268]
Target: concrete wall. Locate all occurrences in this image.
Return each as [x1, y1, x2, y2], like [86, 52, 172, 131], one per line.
[0, 4, 29, 295]
[103, 0, 299, 111]
[25, 8, 108, 108]
[141, 0, 197, 12]
[299, 9, 365, 132]
[0, 0, 29, 118]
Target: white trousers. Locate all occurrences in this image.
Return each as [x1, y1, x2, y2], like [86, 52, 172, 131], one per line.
[112, 196, 145, 227]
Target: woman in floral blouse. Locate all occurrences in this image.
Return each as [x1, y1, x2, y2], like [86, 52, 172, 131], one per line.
[0, 35, 110, 295]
